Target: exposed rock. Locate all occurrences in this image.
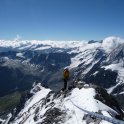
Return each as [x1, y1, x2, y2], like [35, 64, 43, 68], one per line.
[95, 86, 124, 119]
[42, 108, 66, 124]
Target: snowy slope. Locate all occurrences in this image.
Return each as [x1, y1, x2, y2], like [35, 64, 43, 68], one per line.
[6, 83, 123, 124]
[101, 42, 124, 94]
[103, 63, 124, 93]
[1, 36, 124, 118]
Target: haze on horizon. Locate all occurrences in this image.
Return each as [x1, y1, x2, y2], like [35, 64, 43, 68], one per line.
[0, 0, 124, 41]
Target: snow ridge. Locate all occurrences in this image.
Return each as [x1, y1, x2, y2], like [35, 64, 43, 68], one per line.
[6, 83, 124, 124]
[70, 100, 124, 124]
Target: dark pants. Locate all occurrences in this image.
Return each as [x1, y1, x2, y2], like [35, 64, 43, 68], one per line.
[63, 79, 68, 90]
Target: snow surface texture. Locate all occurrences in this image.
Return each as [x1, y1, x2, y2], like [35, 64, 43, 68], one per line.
[8, 83, 123, 124]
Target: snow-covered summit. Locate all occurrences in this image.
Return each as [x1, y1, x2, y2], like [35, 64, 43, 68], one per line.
[4, 83, 124, 124]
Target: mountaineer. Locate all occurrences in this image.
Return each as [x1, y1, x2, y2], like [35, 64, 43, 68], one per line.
[63, 68, 70, 91]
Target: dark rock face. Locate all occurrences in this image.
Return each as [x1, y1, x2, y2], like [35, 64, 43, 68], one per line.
[81, 51, 118, 88]
[94, 49, 105, 60]
[115, 94, 124, 110]
[111, 83, 124, 94]
[84, 68, 118, 88]
[88, 40, 103, 44]
[42, 107, 65, 124]
[0, 51, 16, 59]
[107, 44, 124, 64]
[94, 86, 124, 119]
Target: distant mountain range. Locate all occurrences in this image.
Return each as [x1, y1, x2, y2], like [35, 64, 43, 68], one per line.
[0, 36, 124, 122]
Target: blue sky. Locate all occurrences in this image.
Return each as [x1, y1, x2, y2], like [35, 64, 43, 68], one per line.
[0, 0, 124, 41]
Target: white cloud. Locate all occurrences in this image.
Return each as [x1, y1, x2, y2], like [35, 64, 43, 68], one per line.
[14, 34, 21, 41]
[102, 36, 124, 53]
